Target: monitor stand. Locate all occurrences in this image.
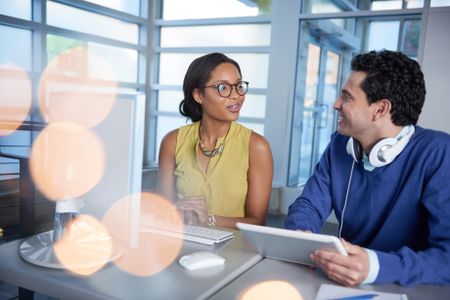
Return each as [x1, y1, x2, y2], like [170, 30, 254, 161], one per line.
[18, 230, 124, 269]
[18, 200, 124, 269]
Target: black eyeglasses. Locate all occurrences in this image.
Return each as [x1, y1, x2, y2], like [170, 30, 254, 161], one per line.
[200, 81, 249, 98]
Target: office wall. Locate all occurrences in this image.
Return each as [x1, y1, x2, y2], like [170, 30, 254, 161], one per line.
[419, 8, 450, 133]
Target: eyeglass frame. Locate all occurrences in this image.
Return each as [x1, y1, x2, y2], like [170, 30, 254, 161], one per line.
[199, 81, 249, 98]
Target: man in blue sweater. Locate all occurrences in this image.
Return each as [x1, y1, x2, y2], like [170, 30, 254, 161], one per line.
[285, 50, 450, 286]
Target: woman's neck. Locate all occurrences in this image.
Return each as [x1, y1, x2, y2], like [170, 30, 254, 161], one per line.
[199, 119, 231, 146]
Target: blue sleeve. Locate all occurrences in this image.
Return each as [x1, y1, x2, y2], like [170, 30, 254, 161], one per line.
[284, 139, 334, 233]
[375, 139, 450, 285]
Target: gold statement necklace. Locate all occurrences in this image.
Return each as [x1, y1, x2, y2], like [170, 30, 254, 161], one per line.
[198, 124, 228, 158]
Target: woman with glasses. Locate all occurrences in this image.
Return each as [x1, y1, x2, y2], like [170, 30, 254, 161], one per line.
[158, 53, 273, 229]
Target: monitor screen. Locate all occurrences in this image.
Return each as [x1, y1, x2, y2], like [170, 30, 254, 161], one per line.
[48, 92, 145, 247]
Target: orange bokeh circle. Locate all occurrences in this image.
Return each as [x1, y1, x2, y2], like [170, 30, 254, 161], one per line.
[0, 64, 32, 136]
[38, 46, 117, 128]
[29, 122, 105, 200]
[53, 214, 114, 276]
[239, 280, 303, 300]
[102, 192, 184, 277]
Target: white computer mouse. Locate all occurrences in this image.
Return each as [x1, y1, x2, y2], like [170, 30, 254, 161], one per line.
[179, 251, 225, 270]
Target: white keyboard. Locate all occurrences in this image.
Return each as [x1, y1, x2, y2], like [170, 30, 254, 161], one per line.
[139, 218, 234, 246]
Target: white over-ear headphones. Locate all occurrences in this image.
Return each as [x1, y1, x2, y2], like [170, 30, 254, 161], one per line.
[346, 125, 415, 167]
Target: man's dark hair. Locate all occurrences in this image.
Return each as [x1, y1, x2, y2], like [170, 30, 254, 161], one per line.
[179, 53, 242, 122]
[351, 50, 426, 126]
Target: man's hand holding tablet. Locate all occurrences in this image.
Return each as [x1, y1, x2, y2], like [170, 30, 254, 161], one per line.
[310, 238, 370, 286]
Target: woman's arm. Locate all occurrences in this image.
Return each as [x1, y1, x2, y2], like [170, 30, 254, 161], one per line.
[158, 129, 208, 224]
[157, 129, 178, 202]
[216, 132, 274, 228]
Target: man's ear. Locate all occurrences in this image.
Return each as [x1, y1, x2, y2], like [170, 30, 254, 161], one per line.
[372, 98, 392, 121]
[193, 88, 203, 105]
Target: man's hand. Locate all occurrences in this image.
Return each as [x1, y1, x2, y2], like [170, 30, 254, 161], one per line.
[310, 239, 370, 286]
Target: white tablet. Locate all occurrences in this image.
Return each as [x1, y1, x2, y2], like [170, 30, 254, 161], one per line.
[236, 222, 347, 266]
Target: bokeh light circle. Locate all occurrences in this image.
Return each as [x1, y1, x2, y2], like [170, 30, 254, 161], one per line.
[29, 122, 105, 200]
[0, 63, 32, 136]
[38, 46, 117, 128]
[102, 192, 184, 277]
[53, 214, 113, 276]
[239, 280, 303, 300]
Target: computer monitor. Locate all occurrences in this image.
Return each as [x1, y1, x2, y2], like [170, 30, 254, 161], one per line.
[76, 92, 145, 247]
[19, 92, 145, 268]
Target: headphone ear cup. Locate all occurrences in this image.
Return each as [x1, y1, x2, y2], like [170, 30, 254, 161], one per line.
[346, 138, 363, 162]
[369, 125, 415, 167]
[369, 137, 398, 167]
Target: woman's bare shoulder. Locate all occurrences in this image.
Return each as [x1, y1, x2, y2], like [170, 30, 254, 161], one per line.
[249, 131, 271, 152]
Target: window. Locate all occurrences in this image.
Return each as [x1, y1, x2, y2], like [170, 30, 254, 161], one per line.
[370, 0, 424, 9]
[162, 0, 271, 20]
[371, 0, 403, 10]
[431, 0, 450, 7]
[83, 0, 141, 15]
[0, 26, 32, 71]
[0, 0, 31, 20]
[367, 21, 401, 51]
[160, 24, 271, 47]
[47, 1, 139, 44]
[46, 35, 139, 85]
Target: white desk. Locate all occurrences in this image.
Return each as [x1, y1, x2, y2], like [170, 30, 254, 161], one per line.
[210, 257, 450, 300]
[0, 231, 261, 300]
[1, 231, 450, 300]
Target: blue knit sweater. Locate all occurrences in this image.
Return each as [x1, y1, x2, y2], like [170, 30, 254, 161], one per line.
[285, 126, 450, 286]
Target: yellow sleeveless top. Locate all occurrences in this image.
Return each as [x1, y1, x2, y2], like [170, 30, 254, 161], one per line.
[174, 121, 251, 217]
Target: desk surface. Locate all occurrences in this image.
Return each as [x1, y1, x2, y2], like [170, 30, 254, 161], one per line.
[211, 257, 450, 300]
[1, 231, 450, 300]
[0, 231, 261, 300]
